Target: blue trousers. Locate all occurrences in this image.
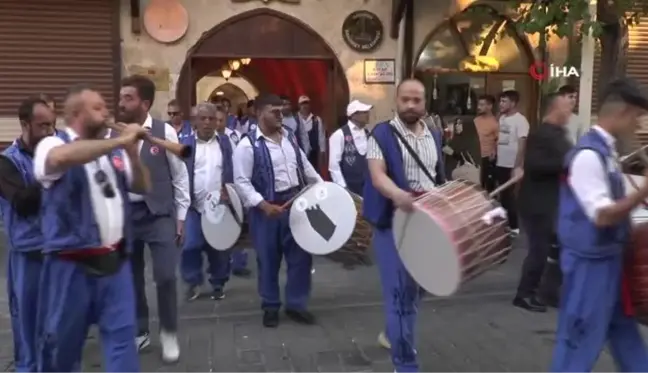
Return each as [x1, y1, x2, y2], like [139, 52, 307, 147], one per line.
[37, 255, 139, 372]
[8, 251, 42, 372]
[551, 250, 648, 372]
[373, 227, 420, 372]
[181, 208, 231, 290]
[231, 250, 249, 271]
[250, 190, 312, 310]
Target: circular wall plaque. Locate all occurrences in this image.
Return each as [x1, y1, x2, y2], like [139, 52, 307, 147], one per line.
[143, 0, 189, 44]
[342, 11, 384, 53]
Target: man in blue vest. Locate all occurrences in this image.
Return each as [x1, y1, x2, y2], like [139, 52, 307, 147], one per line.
[364, 79, 445, 372]
[551, 79, 648, 371]
[221, 97, 239, 131]
[233, 94, 322, 328]
[328, 99, 372, 195]
[167, 99, 193, 141]
[180, 103, 234, 301]
[297, 95, 326, 173]
[0, 96, 55, 371]
[118, 75, 191, 363]
[238, 99, 257, 134]
[33, 84, 151, 371]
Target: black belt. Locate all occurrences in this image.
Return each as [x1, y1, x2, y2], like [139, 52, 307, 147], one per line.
[55, 240, 127, 277]
[24, 250, 43, 262]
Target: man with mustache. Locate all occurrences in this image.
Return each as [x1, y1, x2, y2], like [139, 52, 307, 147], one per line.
[233, 94, 322, 328]
[33, 85, 150, 371]
[0, 97, 55, 371]
[364, 79, 445, 372]
[117, 75, 190, 363]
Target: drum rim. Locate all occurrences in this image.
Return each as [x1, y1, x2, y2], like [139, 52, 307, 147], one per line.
[202, 184, 244, 251]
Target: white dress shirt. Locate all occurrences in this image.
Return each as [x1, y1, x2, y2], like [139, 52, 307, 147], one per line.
[128, 114, 191, 221]
[298, 113, 326, 155]
[328, 121, 368, 188]
[233, 127, 323, 208]
[568, 125, 618, 222]
[192, 134, 223, 213]
[33, 128, 134, 247]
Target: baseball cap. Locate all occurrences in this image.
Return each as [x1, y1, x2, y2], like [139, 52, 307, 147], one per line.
[346, 100, 373, 116]
[298, 95, 310, 104]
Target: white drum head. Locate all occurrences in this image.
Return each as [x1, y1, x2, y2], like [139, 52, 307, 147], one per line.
[201, 184, 245, 251]
[393, 208, 461, 297]
[289, 182, 357, 255]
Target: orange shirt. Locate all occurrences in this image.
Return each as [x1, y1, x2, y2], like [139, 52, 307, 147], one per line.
[474, 115, 499, 157]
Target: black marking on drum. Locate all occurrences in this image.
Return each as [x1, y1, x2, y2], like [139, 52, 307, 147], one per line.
[305, 204, 336, 241]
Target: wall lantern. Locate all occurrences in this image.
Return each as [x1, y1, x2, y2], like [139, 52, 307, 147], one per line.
[240, 58, 251, 65]
[229, 60, 241, 70]
[221, 69, 232, 80]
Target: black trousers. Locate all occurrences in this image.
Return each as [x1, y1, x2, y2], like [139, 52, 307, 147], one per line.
[516, 213, 554, 298]
[480, 157, 496, 192]
[538, 236, 562, 307]
[495, 166, 518, 230]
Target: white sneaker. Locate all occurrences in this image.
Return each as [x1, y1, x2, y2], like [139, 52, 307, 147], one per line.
[135, 332, 150, 352]
[160, 330, 180, 363]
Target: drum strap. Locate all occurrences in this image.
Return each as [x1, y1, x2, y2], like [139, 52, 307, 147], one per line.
[389, 126, 437, 185]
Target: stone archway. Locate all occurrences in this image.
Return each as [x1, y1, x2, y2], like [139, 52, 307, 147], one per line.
[176, 8, 350, 133]
[208, 83, 250, 113]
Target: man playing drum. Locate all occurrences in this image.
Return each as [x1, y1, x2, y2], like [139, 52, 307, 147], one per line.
[551, 78, 648, 371]
[328, 100, 372, 195]
[233, 94, 322, 328]
[364, 79, 445, 372]
[179, 102, 234, 301]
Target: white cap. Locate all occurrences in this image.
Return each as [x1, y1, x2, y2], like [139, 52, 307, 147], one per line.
[298, 95, 310, 104]
[346, 100, 372, 116]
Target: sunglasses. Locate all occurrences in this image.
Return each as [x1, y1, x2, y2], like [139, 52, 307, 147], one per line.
[94, 169, 116, 198]
[168, 111, 180, 117]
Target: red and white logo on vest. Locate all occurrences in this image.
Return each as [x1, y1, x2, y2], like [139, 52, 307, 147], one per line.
[150, 145, 160, 155]
[112, 155, 124, 171]
[345, 135, 353, 142]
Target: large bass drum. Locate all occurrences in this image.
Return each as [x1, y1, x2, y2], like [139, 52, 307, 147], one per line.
[325, 190, 373, 268]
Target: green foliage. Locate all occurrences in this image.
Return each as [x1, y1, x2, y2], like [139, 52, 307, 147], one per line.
[509, 0, 648, 41]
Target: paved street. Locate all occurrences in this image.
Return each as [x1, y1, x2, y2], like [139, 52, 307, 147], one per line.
[0, 233, 626, 371]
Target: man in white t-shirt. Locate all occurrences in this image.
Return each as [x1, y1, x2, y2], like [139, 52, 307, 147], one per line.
[558, 85, 586, 144]
[496, 90, 529, 235]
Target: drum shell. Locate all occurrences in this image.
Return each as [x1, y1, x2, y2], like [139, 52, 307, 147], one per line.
[326, 191, 373, 268]
[627, 222, 648, 321]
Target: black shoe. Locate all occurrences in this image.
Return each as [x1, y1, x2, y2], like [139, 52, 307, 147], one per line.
[233, 268, 252, 278]
[185, 286, 200, 302]
[263, 310, 280, 328]
[210, 288, 225, 300]
[513, 296, 547, 313]
[285, 309, 316, 325]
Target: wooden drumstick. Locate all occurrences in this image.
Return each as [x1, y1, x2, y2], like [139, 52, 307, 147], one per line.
[106, 121, 192, 158]
[488, 173, 523, 198]
[280, 185, 313, 210]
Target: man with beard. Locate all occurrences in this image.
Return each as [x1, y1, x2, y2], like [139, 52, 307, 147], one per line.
[117, 75, 190, 363]
[167, 99, 193, 141]
[233, 94, 322, 328]
[513, 93, 572, 313]
[474, 95, 499, 192]
[0, 97, 55, 371]
[180, 103, 234, 301]
[297, 95, 326, 172]
[33, 85, 150, 371]
[364, 79, 445, 372]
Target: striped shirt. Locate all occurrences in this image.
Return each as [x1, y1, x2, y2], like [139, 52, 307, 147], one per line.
[367, 116, 438, 192]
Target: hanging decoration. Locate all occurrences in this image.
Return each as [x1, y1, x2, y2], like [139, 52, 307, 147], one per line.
[240, 58, 251, 65]
[229, 60, 241, 70]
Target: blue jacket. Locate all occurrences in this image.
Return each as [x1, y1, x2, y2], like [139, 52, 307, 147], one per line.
[0, 142, 43, 252]
[40, 131, 132, 253]
[558, 128, 629, 258]
[362, 121, 446, 229]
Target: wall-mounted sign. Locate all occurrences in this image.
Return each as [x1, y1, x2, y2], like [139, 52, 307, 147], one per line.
[143, 0, 189, 44]
[231, 0, 300, 3]
[128, 65, 171, 91]
[364, 59, 395, 84]
[342, 11, 384, 53]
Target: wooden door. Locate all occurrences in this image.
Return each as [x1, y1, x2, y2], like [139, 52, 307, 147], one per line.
[485, 73, 537, 125]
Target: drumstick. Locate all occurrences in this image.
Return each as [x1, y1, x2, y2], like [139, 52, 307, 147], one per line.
[488, 173, 523, 198]
[106, 121, 192, 158]
[280, 184, 315, 210]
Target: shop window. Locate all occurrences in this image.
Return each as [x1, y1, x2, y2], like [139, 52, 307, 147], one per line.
[482, 23, 530, 73]
[416, 24, 467, 72]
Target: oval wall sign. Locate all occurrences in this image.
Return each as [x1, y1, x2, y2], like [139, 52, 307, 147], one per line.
[342, 11, 384, 53]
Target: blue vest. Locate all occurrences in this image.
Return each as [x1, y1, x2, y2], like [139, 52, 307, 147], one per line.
[172, 121, 193, 141]
[181, 133, 235, 201]
[248, 126, 306, 202]
[0, 142, 43, 252]
[362, 121, 446, 229]
[558, 129, 629, 258]
[40, 131, 131, 253]
[340, 125, 368, 195]
[226, 114, 238, 130]
[302, 115, 320, 157]
[247, 118, 258, 133]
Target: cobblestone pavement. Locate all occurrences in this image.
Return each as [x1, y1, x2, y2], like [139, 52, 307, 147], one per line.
[0, 234, 628, 371]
